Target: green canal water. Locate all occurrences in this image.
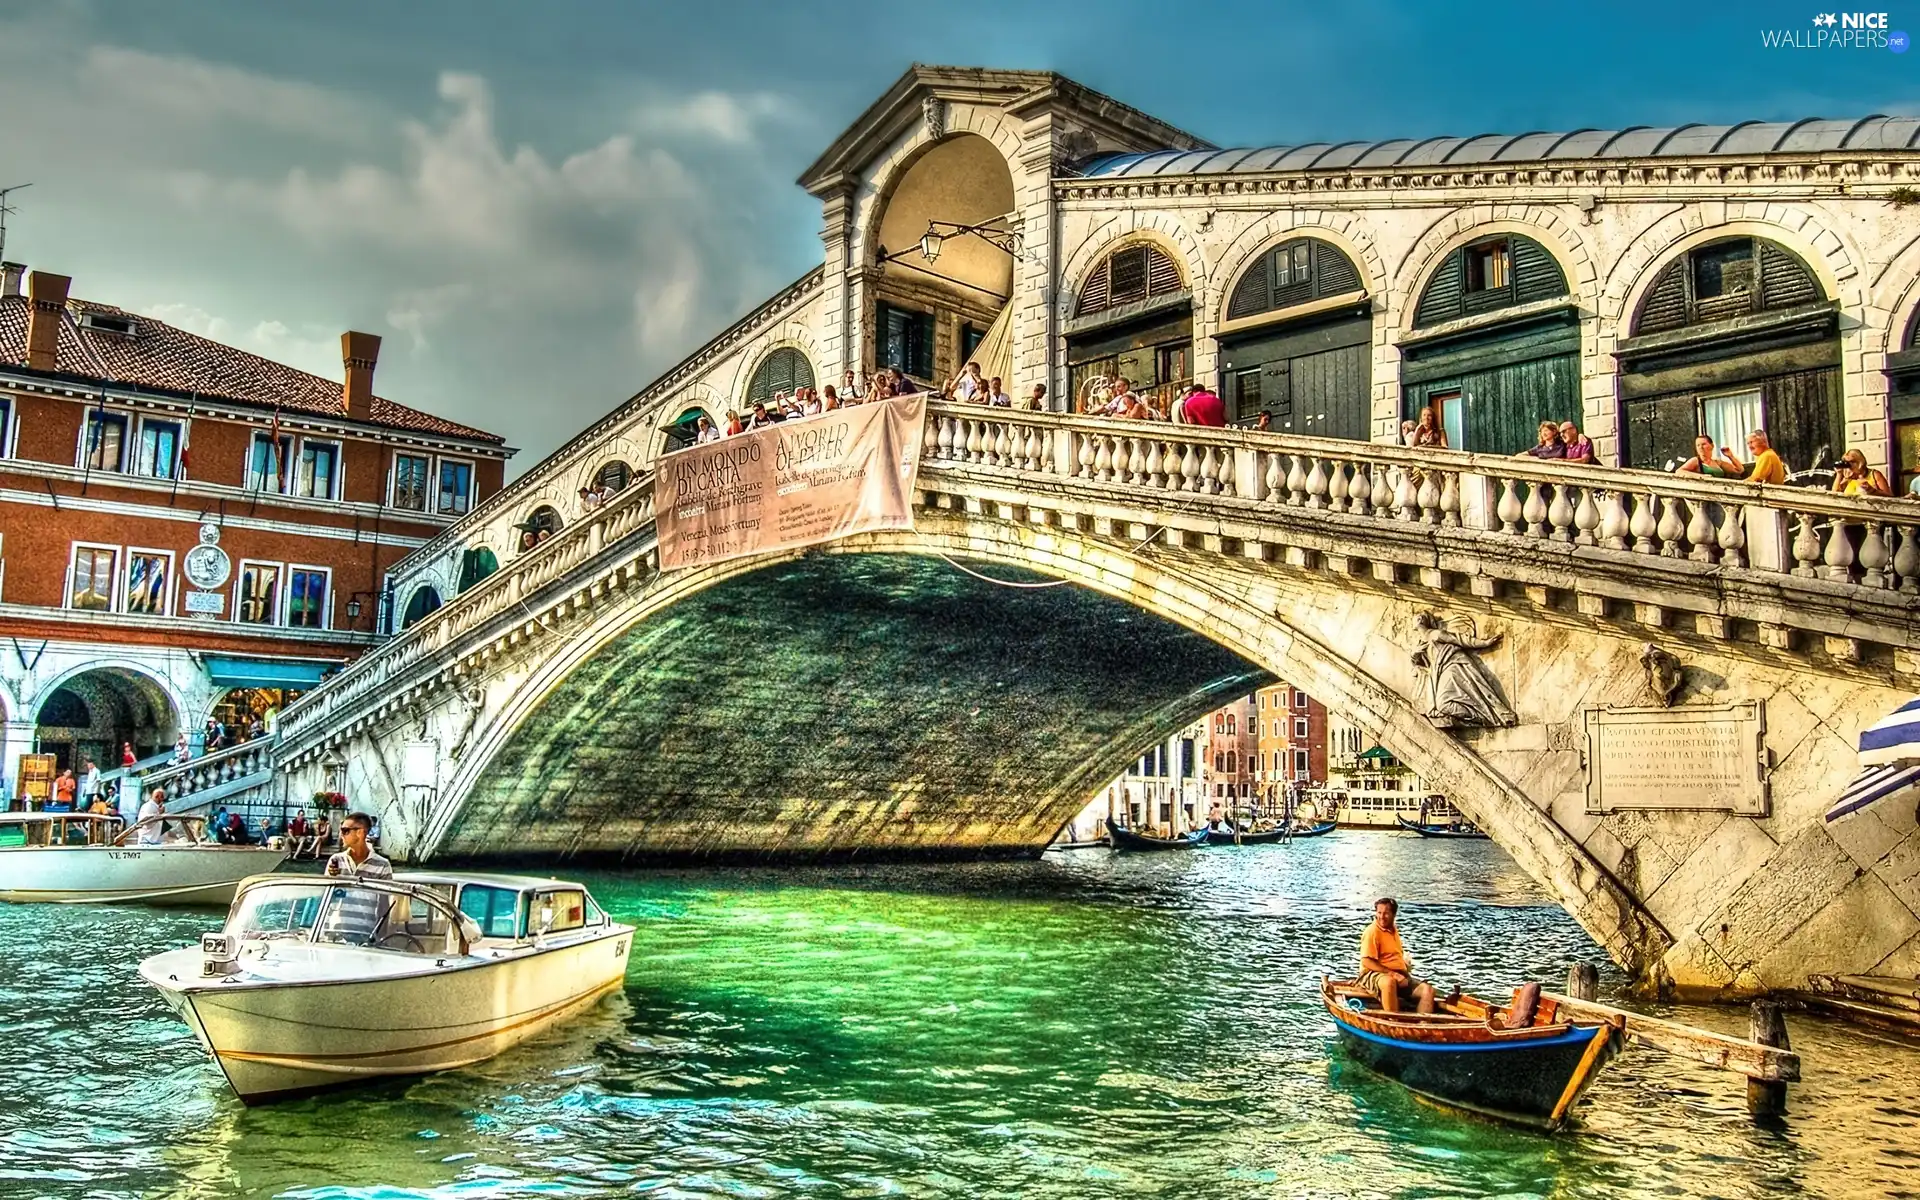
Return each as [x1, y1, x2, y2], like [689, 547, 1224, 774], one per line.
[2, 835, 1916, 1199]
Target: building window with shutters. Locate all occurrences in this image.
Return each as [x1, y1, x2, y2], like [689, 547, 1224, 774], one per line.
[1219, 237, 1371, 434]
[1399, 233, 1575, 454]
[1618, 236, 1837, 472]
[1465, 240, 1510, 292]
[1067, 242, 1192, 416]
[133, 418, 182, 479]
[391, 453, 429, 511]
[748, 346, 817, 404]
[876, 304, 934, 383]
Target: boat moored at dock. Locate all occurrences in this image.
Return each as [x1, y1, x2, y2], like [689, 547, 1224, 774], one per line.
[1322, 977, 1622, 1129]
[1106, 818, 1208, 850]
[0, 812, 285, 906]
[139, 871, 636, 1103]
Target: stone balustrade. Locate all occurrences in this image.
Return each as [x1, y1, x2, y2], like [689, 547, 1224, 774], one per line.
[142, 738, 275, 807]
[275, 477, 659, 749]
[277, 399, 1920, 763]
[922, 405, 1920, 595]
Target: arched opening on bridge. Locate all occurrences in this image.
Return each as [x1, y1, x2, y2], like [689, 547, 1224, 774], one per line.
[745, 348, 815, 407]
[1218, 237, 1371, 434]
[1399, 232, 1575, 453]
[1619, 236, 1838, 474]
[871, 133, 1016, 389]
[515, 506, 563, 555]
[458, 546, 500, 594]
[659, 406, 714, 454]
[402, 585, 443, 630]
[1888, 307, 1920, 495]
[33, 667, 179, 775]
[1067, 242, 1191, 415]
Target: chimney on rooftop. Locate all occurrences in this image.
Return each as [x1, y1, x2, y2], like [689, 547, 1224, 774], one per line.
[26, 270, 71, 372]
[0, 262, 23, 298]
[341, 330, 381, 419]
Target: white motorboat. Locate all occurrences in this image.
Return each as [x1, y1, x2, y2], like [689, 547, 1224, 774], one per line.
[0, 812, 286, 905]
[139, 871, 636, 1103]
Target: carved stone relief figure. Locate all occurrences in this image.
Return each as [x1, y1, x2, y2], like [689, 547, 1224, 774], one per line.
[1410, 613, 1516, 729]
[922, 97, 947, 139]
[1640, 643, 1684, 707]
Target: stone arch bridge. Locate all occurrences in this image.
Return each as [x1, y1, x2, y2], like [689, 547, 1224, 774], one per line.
[269, 404, 1920, 998]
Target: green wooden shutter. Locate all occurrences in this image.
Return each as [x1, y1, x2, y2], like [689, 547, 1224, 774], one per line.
[1634, 259, 1690, 335]
[1227, 264, 1269, 320]
[1762, 366, 1842, 473]
[1511, 236, 1569, 305]
[1413, 249, 1466, 328]
[1758, 241, 1820, 310]
[1076, 260, 1112, 316]
[1315, 243, 1362, 296]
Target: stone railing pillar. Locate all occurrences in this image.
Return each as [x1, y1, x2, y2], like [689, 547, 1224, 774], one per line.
[1457, 472, 1497, 531]
[1233, 445, 1262, 499]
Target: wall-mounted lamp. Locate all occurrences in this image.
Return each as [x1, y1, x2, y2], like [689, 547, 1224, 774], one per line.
[883, 219, 1024, 267]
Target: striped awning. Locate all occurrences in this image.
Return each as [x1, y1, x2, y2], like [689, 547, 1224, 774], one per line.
[1826, 763, 1920, 823]
[1825, 698, 1920, 822]
[1859, 697, 1920, 766]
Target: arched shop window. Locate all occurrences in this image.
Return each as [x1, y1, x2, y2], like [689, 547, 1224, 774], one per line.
[515, 505, 563, 555]
[594, 460, 633, 494]
[457, 546, 500, 594]
[1067, 243, 1192, 417]
[1889, 310, 1920, 497]
[746, 348, 815, 406]
[660, 406, 712, 453]
[1619, 236, 1837, 472]
[401, 586, 442, 630]
[1075, 243, 1184, 319]
[1219, 237, 1370, 435]
[1399, 233, 1575, 453]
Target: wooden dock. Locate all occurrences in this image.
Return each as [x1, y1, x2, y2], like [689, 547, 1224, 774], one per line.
[1790, 974, 1920, 1038]
[1544, 992, 1801, 1083]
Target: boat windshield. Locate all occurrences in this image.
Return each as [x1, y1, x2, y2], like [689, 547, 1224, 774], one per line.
[230, 882, 330, 940]
[316, 883, 462, 955]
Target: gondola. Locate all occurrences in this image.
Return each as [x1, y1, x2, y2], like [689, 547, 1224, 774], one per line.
[1202, 823, 1291, 846]
[1322, 978, 1622, 1130]
[1289, 820, 1337, 838]
[1395, 815, 1490, 839]
[1105, 818, 1208, 851]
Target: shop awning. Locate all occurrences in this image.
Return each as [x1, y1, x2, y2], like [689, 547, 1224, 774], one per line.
[203, 656, 337, 689]
[1825, 698, 1920, 823]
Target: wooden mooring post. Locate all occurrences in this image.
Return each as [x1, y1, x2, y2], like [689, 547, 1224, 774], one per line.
[1548, 962, 1799, 1120]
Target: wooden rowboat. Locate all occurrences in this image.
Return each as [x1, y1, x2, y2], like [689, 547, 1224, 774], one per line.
[1202, 824, 1291, 846]
[1322, 978, 1622, 1129]
[1105, 819, 1208, 851]
[1395, 815, 1490, 839]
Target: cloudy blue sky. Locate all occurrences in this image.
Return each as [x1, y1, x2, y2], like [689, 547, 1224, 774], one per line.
[1, 1, 1912, 470]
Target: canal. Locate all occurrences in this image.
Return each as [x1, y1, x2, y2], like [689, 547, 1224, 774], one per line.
[1, 835, 1913, 1198]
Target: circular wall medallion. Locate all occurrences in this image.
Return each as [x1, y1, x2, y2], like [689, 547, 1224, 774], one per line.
[183, 543, 232, 590]
[198, 522, 222, 545]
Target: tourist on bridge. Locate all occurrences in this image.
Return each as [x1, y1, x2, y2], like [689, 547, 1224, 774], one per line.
[1360, 897, 1444, 1014]
[986, 377, 1011, 407]
[81, 759, 101, 808]
[695, 415, 721, 444]
[1558, 421, 1595, 464]
[1181, 381, 1226, 427]
[120, 742, 136, 769]
[1739, 430, 1788, 485]
[1026, 382, 1047, 410]
[723, 410, 744, 437]
[947, 361, 986, 402]
[172, 734, 190, 765]
[1676, 434, 1743, 478]
[842, 369, 862, 399]
[1517, 421, 1565, 459]
[1831, 448, 1891, 497]
[1409, 406, 1447, 449]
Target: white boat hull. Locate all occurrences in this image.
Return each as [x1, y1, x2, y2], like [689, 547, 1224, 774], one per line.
[0, 844, 287, 905]
[141, 925, 634, 1102]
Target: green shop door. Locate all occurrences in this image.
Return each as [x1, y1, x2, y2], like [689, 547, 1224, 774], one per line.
[1399, 313, 1579, 453]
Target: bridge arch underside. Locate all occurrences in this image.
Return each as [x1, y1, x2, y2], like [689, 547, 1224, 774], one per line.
[443, 552, 1271, 864]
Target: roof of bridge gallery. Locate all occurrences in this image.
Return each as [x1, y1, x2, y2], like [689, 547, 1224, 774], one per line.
[1077, 116, 1920, 178]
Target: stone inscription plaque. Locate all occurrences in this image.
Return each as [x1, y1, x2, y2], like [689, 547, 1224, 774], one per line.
[1584, 701, 1768, 816]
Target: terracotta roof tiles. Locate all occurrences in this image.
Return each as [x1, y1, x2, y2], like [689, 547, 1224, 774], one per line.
[0, 293, 504, 445]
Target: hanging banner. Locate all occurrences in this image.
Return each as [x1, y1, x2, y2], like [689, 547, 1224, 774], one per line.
[655, 395, 927, 571]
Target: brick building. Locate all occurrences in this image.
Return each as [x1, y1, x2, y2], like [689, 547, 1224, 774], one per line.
[0, 264, 511, 792]
[1254, 683, 1328, 799]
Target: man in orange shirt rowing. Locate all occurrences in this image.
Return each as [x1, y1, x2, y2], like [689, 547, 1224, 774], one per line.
[1360, 897, 1439, 1014]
